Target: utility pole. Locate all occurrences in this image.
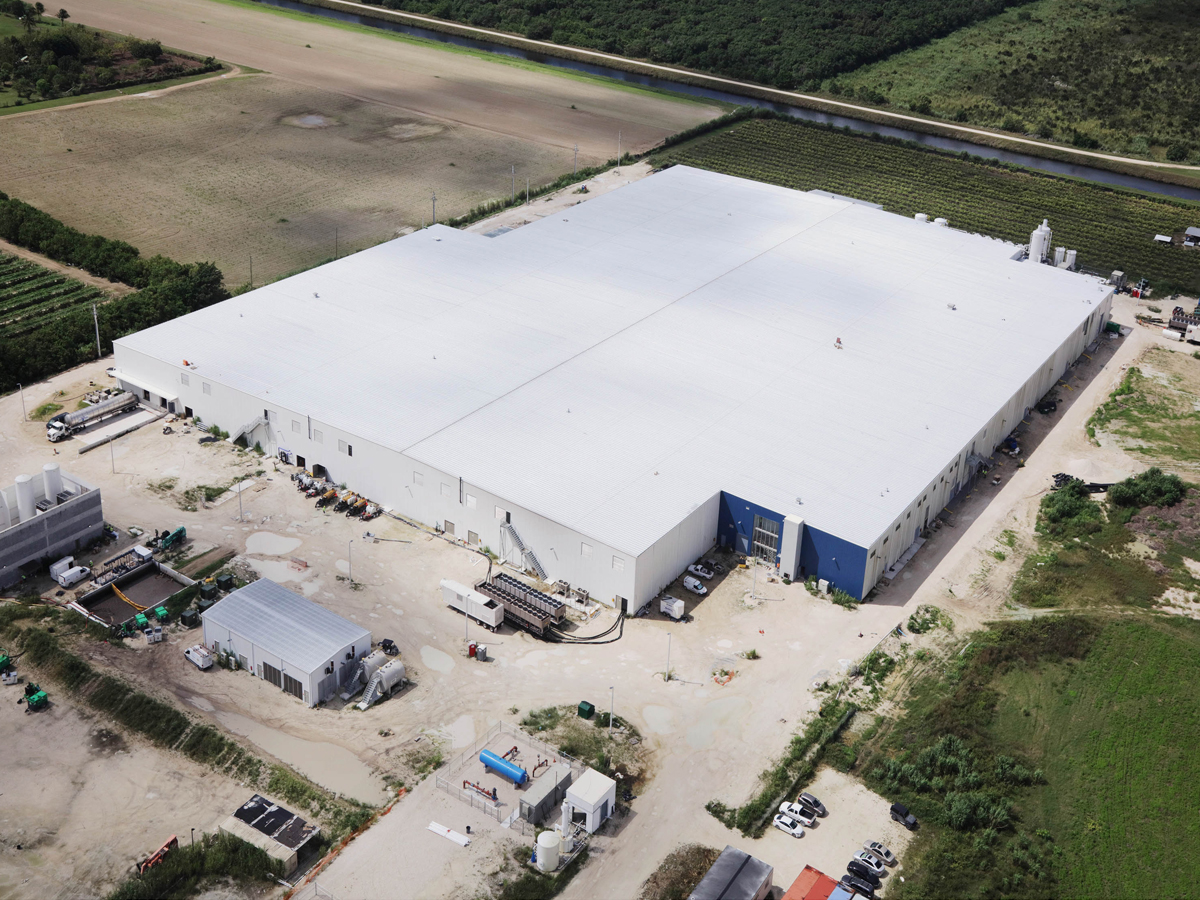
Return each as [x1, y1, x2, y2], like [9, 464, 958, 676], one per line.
[511, 164, 516, 203]
[526, 178, 529, 205]
[574, 144, 578, 176]
[110, 438, 115, 474]
[617, 131, 621, 174]
[334, 227, 338, 259]
[17, 383, 25, 421]
[432, 191, 437, 225]
[609, 686, 614, 738]
[348, 539, 353, 583]
[237, 481, 243, 522]
[92, 303, 101, 358]
[665, 632, 671, 682]
[249, 254, 253, 288]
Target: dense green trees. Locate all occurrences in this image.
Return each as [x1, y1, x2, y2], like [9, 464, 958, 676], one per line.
[368, 0, 1034, 89]
[0, 193, 229, 393]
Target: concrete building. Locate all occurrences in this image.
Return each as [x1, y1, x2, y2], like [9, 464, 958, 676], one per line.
[0, 464, 102, 589]
[564, 768, 616, 833]
[201, 578, 371, 706]
[689, 845, 774, 900]
[220, 794, 319, 875]
[113, 166, 1113, 609]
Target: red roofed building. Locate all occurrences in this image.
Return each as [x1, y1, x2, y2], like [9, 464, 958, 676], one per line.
[782, 865, 839, 900]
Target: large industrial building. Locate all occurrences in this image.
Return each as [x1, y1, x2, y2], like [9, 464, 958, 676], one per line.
[113, 166, 1112, 609]
[0, 464, 103, 589]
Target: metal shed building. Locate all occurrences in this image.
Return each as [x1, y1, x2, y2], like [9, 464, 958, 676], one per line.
[113, 166, 1113, 609]
[201, 578, 371, 706]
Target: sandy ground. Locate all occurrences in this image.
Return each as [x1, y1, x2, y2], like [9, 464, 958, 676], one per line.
[0, 689, 251, 900]
[0, 0, 719, 284]
[0, 288, 1175, 898]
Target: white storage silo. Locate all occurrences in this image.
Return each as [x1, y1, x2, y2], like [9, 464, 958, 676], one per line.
[14, 474, 34, 522]
[1054, 246, 1066, 266]
[536, 829, 559, 872]
[42, 463, 63, 503]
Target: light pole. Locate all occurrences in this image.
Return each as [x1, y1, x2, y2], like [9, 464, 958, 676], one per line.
[93, 303, 101, 358]
[665, 632, 671, 683]
[431, 192, 437, 225]
[348, 539, 353, 583]
[609, 686, 614, 738]
[617, 131, 621, 174]
[511, 164, 515, 203]
[573, 144, 578, 176]
[190, 827, 195, 847]
[237, 481, 244, 522]
[526, 177, 529, 205]
[110, 438, 115, 474]
[17, 383, 25, 421]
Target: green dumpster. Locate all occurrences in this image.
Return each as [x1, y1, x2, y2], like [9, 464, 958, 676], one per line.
[578, 701, 595, 720]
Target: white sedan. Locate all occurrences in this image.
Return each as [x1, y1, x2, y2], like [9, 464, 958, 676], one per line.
[778, 802, 816, 827]
[852, 851, 886, 877]
[682, 576, 708, 596]
[687, 563, 714, 580]
[772, 814, 804, 837]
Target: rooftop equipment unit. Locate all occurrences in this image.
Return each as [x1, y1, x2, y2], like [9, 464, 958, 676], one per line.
[914, 213, 929, 223]
[1054, 246, 1066, 266]
[1065, 249, 1077, 269]
[934, 217, 949, 227]
[1030, 219, 1052, 262]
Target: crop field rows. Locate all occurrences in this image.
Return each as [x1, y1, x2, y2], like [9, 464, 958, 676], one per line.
[0, 253, 105, 340]
[658, 119, 1200, 294]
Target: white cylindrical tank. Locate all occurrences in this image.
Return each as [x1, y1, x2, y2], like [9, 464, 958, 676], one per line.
[934, 217, 949, 227]
[377, 659, 406, 693]
[361, 648, 389, 683]
[536, 830, 560, 872]
[1054, 246, 1066, 266]
[14, 474, 34, 521]
[559, 800, 574, 854]
[1030, 218, 1051, 261]
[1065, 249, 1077, 269]
[914, 213, 929, 223]
[42, 463, 63, 503]
[0, 490, 10, 530]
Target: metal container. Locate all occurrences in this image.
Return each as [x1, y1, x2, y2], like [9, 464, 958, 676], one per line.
[480, 749, 528, 784]
[578, 701, 595, 720]
[215, 573, 234, 592]
[199, 582, 218, 601]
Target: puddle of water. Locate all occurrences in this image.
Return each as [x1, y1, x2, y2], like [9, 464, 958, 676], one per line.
[300, 580, 321, 596]
[717, 640, 733, 649]
[246, 532, 302, 556]
[643, 704, 675, 734]
[686, 696, 746, 750]
[335, 558, 349, 575]
[421, 645, 455, 674]
[248, 558, 312, 583]
[185, 694, 215, 712]
[446, 714, 475, 748]
[214, 710, 386, 804]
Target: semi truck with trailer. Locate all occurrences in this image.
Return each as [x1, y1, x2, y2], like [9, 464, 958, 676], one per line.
[46, 392, 138, 442]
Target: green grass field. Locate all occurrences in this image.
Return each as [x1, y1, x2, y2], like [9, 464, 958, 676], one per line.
[991, 618, 1200, 897]
[828, 0, 1200, 162]
[863, 616, 1200, 898]
[655, 116, 1200, 294]
[0, 252, 105, 340]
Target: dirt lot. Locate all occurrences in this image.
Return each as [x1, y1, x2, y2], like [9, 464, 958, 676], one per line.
[0, 290, 1175, 898]
[0, 0, 720, 284]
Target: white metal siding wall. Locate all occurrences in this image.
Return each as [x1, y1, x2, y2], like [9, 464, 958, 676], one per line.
[633, 493, 721, 611]
[859, 290, 1112, 597]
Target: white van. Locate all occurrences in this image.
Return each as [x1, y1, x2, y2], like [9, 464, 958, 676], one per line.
[55, 565, 91, 588]
[184, 646, 213, 670]
[682, 576, 708, 596]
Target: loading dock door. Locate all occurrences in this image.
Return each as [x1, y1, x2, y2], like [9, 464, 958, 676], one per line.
[282, 673, 304, 700]
[262, 661, 283, 688]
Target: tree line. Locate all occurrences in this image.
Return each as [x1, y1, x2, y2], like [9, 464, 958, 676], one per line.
[368, 0, 1035, 89]
[0, 192, 229, 393]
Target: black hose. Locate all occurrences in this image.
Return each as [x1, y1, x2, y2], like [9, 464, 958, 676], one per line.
[546, 612, 625, 644]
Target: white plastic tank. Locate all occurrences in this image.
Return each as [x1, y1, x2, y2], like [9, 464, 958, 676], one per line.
[1054, 246, 1066, 266]
[14, 474, 34, 522]
[536, 830, 560, 872]
[361, 647, 389, 683]
[377, 659, 406, 693]
[934, 217, 949, 227]
[1065, 249, 1077, 269]
[42, 463, 63, 503]
[1030, 219, 1051, 261]
[914, 213, 929, 223]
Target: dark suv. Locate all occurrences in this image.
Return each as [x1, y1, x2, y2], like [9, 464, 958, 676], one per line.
[846, 860, 882, 889]
[841, 874, 876, 898]
[891, 802, 918, 830]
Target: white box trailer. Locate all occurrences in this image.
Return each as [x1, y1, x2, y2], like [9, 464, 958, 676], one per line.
[440, 579, 504, 631]
[659, 596, 685, 620]
[50, 556, 74, 581]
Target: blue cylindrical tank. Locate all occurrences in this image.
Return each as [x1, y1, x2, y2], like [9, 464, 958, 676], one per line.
[480, 749, 528, 785]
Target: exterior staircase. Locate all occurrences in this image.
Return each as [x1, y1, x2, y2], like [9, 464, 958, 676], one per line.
[501, 522, 548, 580]
[356, 672, 383, 711]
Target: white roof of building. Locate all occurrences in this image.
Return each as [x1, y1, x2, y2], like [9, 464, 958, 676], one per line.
[566, 768, 616, 807]
[202, 578, 371, 674]
[117, 166, 1109, 555]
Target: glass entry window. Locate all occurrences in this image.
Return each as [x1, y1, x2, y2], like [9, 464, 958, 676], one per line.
[752, 515, 781, 561]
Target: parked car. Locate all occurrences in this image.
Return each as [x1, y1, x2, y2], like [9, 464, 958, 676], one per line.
[772, 814, 804, 838]
[891, 802, 918, 830]
[846, 860, 882, 889]
[687, 563, 714, 580]
[778, 802, 816, 827]
[841, 874, 877, 898]
[852, 851, 886, 877]
[863, 841, 897, 866]
[184, 645, 213, 670]
[682, 576, 708, 596]
[701, 558, 726, 573]
[798, 791, 828, 816]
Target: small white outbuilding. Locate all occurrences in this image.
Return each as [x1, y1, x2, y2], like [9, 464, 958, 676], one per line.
[565, 768, 617, 834]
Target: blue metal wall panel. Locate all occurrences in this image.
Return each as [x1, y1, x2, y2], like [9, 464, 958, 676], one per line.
[718, 492, 868, 599]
